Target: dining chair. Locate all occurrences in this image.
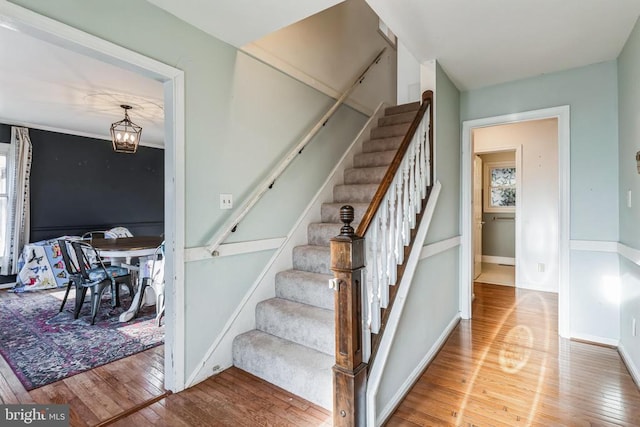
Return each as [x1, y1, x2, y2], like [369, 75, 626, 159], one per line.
[136, 241, 165, 326]
[70, 240, 134, 324]
[57, 239, 83, 317]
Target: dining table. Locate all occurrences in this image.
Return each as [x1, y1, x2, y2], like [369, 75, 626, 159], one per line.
[89, 236, 164, 322]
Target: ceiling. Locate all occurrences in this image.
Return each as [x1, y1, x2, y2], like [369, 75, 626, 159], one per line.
[2, 0, 639, 145]
[365, 0, 640, 90]
[0, 25, 164, 147]
[150, 0, 640, 91]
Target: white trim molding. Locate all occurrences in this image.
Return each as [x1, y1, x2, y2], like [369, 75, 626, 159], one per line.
[619, 343, 640, 388]
[0, 0, 187, 392]
[481, 255, 515, 265]
[420, 236, 460, 260]
[461, 105, 570, 338]
[570, 240, 618, 253]
[618, 242, 640, 266]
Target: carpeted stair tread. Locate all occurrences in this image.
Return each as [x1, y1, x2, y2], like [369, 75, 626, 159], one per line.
[292, 245, 331, 275]
[308, 222, 360, 247]
[232, 330, 333, 409]
[362, 136, 404, 153]
[354, 150, 397, 168]
[385, 102, 420, 116]
[232, 100, 422, 409]
[378, 111, 416, 127]
[333, 183, 379, 203]
[344, 166, 388, 184]
[370, 122, 411, 139]
[256, 298, 334, 355]
[321, 202, 370, 224]
[275, 269, 334, 310]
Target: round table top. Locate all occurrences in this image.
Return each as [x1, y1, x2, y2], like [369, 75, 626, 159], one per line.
[89, 236, 164, 251]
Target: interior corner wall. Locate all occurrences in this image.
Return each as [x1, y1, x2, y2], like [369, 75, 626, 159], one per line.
[396, 40, 421, 105]
[375, 60, 460, 423]
[8, 0, 368, 380]
[617, 16, 640, 370]
[461, 60, 620, 343]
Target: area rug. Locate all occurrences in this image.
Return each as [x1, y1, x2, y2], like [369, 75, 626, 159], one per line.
[0, 288, 164, 390]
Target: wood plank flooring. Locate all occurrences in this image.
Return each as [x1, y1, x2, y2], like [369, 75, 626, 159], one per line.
[386, 282, 640, 426]
[3, 283, 640, 425]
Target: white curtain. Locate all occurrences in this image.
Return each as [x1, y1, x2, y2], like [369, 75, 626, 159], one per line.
[1, 127, 32, 275]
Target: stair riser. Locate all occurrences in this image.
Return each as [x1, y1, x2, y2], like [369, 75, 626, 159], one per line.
[256, 299, 334, 355]
[344, 166, 387, 184]
[385, 102, 420, 116]
[362, 136, 403, 153]
[233, 331, 333, 409]
[378, 111, 416, 127]
[370, 122, 411, 139]
[293, 246, 331, 275]
[275, 270, 334, 311]
[354, 150, 396, 168]
[333, 184, 378, 203]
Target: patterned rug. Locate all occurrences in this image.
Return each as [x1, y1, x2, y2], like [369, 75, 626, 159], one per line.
[0, 288, 164, 390]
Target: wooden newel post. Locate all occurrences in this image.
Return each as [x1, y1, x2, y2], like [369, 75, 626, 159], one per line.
[330, 205, 367, 426]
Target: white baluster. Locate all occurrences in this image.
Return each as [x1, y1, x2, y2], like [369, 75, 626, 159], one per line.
[380, 200, 389, 308]
[388, 177, 397, 286]
[402, 158, 411, 246]
[369, 216, 380, 333]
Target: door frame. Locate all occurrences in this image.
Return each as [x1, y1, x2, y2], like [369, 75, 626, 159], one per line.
[461, 106, 570, 338]
[473, 146, 521, 285]
[0, 1, 187, 390]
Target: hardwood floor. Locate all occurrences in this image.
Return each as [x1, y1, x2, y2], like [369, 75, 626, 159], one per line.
[3, 283, 640, 425]
[386, 283, 640, 426]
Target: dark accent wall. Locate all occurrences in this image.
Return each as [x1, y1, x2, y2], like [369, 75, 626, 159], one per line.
[0, 124, 164, 242]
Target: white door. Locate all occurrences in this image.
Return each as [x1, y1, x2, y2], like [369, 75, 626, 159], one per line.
[473, 155, 483, 279]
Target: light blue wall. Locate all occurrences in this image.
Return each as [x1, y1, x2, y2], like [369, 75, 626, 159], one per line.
[376, 61, 460, 421]
[619, 18, 640, 249]
[8, 0, 370, 378]
[618, 16, 640, 373]
[461, 61, 621, 342]
[461, 61, 619, 242]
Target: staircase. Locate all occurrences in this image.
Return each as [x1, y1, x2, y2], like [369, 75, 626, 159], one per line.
[232, 101, 421, 409]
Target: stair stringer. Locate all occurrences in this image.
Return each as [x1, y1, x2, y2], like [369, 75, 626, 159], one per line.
[185, 102, 388, 388]
[365, 180, 442, 426]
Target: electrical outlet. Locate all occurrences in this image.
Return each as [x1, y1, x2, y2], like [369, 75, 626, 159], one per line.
[633, 318, 637, 337]
[628, 190, 633, 208]
[220, 193, 233, 210]
[537, 263, 545, 273]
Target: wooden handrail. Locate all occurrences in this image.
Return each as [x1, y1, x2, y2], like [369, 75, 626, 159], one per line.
[355, 90, 433, 237]
[206, 47, 387, 256]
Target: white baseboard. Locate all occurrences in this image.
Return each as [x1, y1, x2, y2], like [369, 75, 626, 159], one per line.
[619, 343, 640, 389]
[481, 255, 515, 265]
[571, 332, 619, 348]
[376, 313, 461, 426]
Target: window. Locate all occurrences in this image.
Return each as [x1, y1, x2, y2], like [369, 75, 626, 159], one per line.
[0, 144, 9, 258]
[484, 161, 516, 213]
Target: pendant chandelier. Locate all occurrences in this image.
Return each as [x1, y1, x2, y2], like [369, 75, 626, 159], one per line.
[110, 105, 142, 153]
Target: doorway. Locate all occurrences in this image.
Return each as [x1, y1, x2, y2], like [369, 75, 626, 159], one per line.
[461, 106, 571, 338]
[473, 149, 517, 287]
[0, 1, 186, 391]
